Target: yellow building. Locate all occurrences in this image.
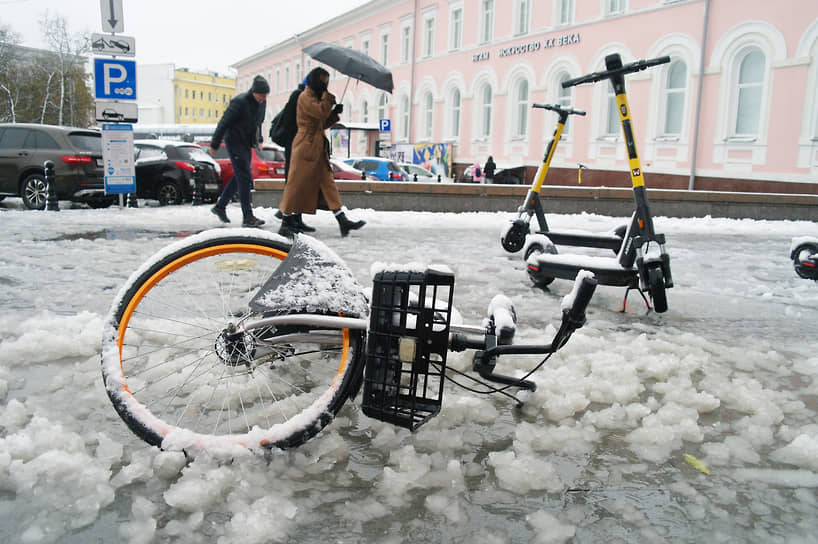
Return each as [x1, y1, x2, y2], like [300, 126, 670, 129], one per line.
[173, 68, 236, 124]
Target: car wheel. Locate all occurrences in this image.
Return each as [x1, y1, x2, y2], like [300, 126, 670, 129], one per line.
[87, 197, 116, 209]
[157, 181, 182, 206]
[21, 173, 48, 210]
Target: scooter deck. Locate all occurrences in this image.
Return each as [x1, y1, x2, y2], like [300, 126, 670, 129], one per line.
[536, 229, 622, 251]
[528, 253, 637, 287]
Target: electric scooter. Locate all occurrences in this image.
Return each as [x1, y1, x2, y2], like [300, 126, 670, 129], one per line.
[501, 53, 673, 313]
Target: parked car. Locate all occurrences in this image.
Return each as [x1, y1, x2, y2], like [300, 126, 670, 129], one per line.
[331, 158, 374, 180]
[399, 162, 436, 182]
[134, 140, 222, 205]
[202, 142, 286, 184]
[343, 156, 408, 181]
[0, 122, 111, 209]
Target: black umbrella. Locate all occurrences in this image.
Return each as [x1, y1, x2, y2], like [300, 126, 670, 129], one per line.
[302, 41, 394, 95]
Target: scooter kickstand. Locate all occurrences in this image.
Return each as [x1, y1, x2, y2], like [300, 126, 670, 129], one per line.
[620, 287, 651, 313]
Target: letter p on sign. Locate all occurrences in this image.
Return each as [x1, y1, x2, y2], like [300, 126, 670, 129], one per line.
[94, 58, 137, 100]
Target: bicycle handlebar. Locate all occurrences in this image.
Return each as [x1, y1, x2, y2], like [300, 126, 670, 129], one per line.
[561, 55, 671, 89]
[532, 103, 586, 116]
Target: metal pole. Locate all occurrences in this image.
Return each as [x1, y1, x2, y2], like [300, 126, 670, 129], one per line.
[688, 0, 711, 191]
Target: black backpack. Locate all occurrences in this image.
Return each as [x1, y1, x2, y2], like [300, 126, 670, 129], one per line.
[269, 87, 301, 147]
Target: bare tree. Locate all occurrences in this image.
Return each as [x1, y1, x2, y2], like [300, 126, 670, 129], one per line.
[38, 11, 90, 125]
[0, 24, 20, 122]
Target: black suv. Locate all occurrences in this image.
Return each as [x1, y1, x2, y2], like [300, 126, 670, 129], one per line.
[0, 123, 110, 209]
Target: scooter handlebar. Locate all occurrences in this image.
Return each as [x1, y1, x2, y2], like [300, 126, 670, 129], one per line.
[562, 272, 598, 325]
[561, 55, 671, 88]
[531, 103, 586, 116]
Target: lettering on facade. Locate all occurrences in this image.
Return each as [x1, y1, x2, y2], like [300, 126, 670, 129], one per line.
[473, 51, 490, 62]
[481, 33, 581, 61]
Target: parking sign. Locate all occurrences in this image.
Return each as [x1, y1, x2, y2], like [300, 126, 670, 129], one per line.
[94, 58, 136, 100]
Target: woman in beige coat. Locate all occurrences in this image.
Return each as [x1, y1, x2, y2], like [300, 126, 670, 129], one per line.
[278, 67, 365, 237]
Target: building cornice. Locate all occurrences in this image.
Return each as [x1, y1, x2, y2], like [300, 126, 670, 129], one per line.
[231, 0, 404, 68]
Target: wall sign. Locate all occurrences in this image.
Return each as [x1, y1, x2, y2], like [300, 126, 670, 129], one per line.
[472, 33, 581, 62]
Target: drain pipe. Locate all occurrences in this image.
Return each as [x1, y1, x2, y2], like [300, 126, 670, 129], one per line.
[688, 0, 711, 191]
[408, 0, 418, 143]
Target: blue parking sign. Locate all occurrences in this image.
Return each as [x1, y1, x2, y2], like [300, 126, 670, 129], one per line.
[379, 119, 391, 132]
[94, 58, 137, 100]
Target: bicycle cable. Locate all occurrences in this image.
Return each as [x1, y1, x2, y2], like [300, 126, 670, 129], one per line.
[434, 350, 556, 405]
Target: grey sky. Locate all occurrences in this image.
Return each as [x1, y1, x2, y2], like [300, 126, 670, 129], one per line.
[2, 0, 370, 74]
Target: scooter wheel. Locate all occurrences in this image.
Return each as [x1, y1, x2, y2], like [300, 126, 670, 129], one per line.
[501, 219, 530, 253]
[647, 266, 668, 313]
[792, 243, 818, 280]
[525, 239, 557, 287]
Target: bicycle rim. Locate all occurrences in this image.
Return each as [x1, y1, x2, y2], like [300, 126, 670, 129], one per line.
[101, 230, 365, 453]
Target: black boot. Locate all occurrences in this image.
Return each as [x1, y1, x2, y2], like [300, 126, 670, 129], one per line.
[278, 214, 301, 237]
[294, 213, 316, 233]
[335, 212, 365, 237]
[211, 205, 230, 223]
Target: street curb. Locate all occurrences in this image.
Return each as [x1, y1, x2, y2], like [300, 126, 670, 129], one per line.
[252, 179, 818, 221]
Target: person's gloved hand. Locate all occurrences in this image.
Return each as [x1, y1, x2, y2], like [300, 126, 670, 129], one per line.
[333, 103, 344, 114]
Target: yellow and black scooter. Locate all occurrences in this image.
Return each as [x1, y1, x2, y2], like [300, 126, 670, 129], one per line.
[501, 53, 673, 313]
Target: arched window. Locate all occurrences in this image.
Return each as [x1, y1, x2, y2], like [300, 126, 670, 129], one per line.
[662, 59, 687, 136]
[605, 84, 619, 136]
[378, 93, 388, 123]
[361, 100, 369, 124]
[400, 95, 410, 140]
[449, 88, 461, 138]
[514, 79, 529, 137]
[557, 72, 573, 134]
[480, 84, 493, 137]
[734, 49, 765, 136]
[423, 92, 434, 139]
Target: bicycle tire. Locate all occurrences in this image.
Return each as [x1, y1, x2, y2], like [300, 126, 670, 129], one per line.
[101, 229, 366, 453]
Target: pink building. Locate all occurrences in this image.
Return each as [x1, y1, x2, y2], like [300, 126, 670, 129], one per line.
[234, 0, 818, 193]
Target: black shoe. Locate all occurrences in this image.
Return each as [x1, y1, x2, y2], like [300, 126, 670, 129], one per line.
[336, 212, 366, 237]
[278, 214, 300, 237]
[274, 209, 283, 220]
[211, 206, 230, 223]
[294, 214, 316, 233]
[242, 216, 266, 228]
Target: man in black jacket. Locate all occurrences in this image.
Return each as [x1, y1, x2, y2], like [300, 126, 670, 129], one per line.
[209, 75, 269, 227]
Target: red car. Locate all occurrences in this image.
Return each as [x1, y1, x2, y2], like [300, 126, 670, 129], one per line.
[331, 158, 373, 180]
[201, 143, 286, 184]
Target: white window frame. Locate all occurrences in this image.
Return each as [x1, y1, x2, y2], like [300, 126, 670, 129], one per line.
[423, 12, 435, 58]
[423, 92, 434, 140]
[449, 2, 464, 52]
[448, 87, 461, 139]
[360, 33, 371, 58]
[604, 0, 625, 16]
[380, 26, 390, 66]
[480, 83, 493, 138]
[480, 0, 494, 45]
[377, 93, 388, 123]
[275, 67, 281, 94]
[515, 0, 531, 36]
[556, 72, 574, 137]
[400, 18, 413, 64]
[558, 0, 574, 26]
[513, 78, 530, 138]
[659, 58, 688, 138]
[400, 94, 410, 141]
[730, 48, 766, 139]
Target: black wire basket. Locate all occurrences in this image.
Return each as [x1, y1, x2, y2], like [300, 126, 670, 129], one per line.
[362, 267, 454, 430]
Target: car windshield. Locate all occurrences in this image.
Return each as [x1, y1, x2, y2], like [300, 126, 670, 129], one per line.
[68, 132, 102, 152]
[257, 147, 284, 161]
[176, 145, 212, 162]
[387, 161, 403, 172]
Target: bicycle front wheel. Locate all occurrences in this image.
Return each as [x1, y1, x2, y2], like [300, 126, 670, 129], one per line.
[101, 229, 366, 453]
